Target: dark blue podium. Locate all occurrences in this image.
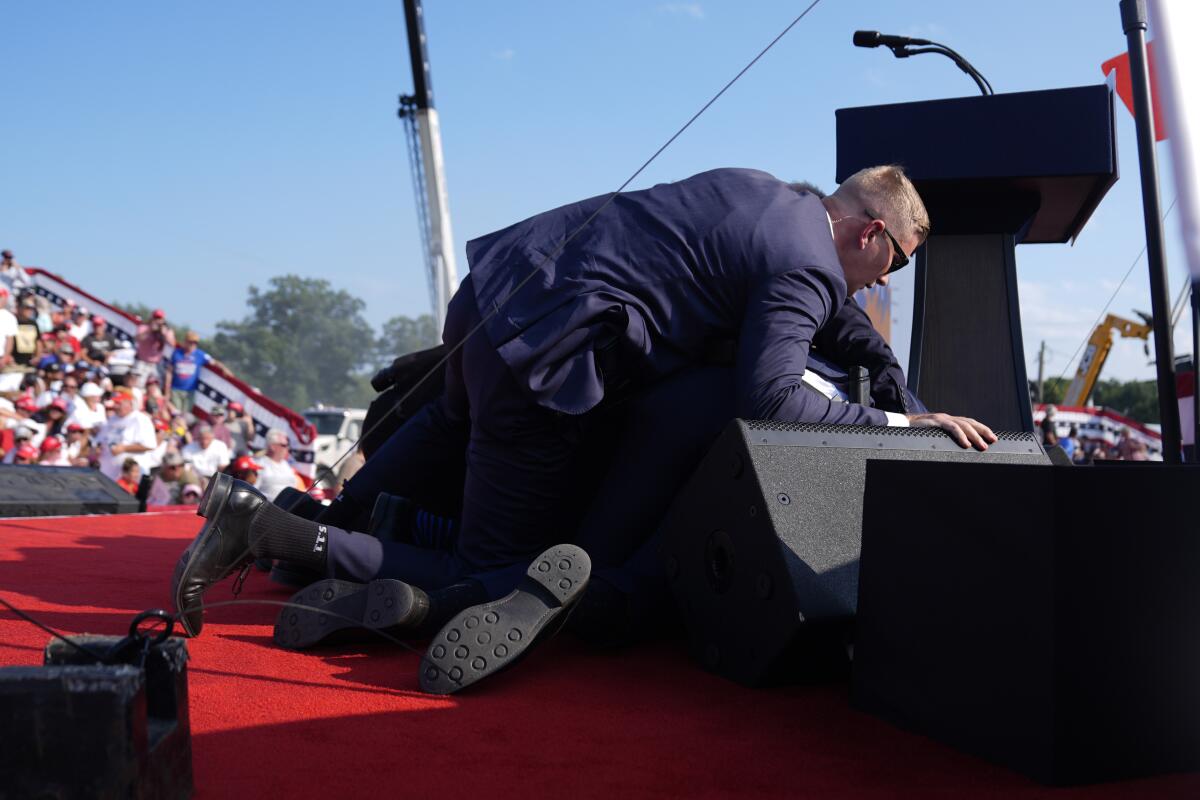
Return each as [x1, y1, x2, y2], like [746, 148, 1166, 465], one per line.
[836, 84, 1118, 430]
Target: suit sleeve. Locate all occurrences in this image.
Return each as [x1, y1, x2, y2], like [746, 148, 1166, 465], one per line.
[813, 299, 926, 414]
[735, 268, 889, 425]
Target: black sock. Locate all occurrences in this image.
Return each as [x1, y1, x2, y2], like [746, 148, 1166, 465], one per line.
[249, 502, 331, 573]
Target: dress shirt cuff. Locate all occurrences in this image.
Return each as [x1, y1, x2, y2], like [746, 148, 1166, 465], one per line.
[883, 411, 910, 427]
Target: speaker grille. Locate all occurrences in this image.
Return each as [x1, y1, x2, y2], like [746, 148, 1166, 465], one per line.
[740, 421, 1040, 455]
[743, 420, 1036, 442]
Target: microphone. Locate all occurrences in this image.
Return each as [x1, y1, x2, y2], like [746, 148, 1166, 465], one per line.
[851, 30, 993, 96]
[852, 30, 931, 49]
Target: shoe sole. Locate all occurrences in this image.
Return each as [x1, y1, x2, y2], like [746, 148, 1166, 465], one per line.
[419, 544, 590, 695]
[273, 579, 421, 650]
[172, 474, 237, 637]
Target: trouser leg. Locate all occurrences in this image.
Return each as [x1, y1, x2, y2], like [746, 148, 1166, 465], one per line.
[570, 366, 737, 644]
[331, 278, 604, 598]
[317, 286, 474, 529]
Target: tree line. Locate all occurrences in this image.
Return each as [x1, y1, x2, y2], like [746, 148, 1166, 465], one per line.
[122, 275, 440, 409]
[1036, 376, 1162, 424]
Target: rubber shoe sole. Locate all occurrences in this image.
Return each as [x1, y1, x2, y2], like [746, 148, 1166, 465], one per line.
[273, 578, 424, 650]
[419, 544, 591, 695]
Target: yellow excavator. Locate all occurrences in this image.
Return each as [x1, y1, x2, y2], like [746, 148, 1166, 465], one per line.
[1062, 312, 1153, 406]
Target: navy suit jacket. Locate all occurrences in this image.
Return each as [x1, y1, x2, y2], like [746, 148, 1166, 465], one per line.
[466, 168, 890, 426]
[813, 300, 928, 415]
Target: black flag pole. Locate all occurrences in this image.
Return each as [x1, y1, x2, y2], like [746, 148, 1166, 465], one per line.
[1120, 0, 1182, 463]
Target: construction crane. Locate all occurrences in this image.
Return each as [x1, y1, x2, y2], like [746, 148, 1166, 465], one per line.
[1062, 312, 1153, 406]
[398, 0, 458, 334]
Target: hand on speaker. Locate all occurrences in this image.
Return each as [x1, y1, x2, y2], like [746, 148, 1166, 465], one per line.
[906, 413, 997, 450]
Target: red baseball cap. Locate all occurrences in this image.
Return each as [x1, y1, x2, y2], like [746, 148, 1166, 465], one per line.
[15, 396, 38, 412]
[15, 444, 38, 460]
[233, 455, 262, 472]
[152, 309, 166, 319]
[91, 315, 105, 325]
[50, 397, 69, 411]
[40, 437, 62, 453]
[67, 422, 85, 433]
[228, 401, 244, 413]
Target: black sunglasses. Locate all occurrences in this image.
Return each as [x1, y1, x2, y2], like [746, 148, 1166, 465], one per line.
[864, 208, 909, 274]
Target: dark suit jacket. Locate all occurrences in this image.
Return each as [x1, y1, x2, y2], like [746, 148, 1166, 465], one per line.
[466, 168, 890, 426]
[813, 300, 927, 415]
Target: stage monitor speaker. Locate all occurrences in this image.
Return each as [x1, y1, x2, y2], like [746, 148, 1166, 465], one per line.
[661, 420, 1048, 686]
[0, 465, 140, 517]
[853, 460, 1200, 785]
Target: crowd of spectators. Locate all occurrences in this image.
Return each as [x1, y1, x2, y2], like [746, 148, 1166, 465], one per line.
[0, 249, 306, 506]
[1039, 405, 1157, 463]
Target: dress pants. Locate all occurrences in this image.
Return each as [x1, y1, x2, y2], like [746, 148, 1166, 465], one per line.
[330, 279, 737, 636]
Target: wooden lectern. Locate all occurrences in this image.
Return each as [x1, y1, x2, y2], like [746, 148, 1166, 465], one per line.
[836, 84, 1118, 431]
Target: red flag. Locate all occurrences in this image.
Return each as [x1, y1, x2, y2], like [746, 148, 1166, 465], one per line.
[1102, 40, 1168, 141]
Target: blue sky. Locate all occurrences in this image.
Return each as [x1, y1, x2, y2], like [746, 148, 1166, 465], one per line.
[1, 0, 1190, 383]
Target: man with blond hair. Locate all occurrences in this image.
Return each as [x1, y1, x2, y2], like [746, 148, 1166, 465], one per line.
[174, 167, 994, 693]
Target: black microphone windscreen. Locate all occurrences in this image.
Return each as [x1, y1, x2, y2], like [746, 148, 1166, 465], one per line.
[853, 30, 881, 48]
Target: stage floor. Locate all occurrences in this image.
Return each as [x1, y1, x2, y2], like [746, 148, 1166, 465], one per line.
[2, 511, 1197, 798]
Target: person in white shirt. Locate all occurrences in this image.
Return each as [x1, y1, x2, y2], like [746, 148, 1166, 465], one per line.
[67, 382, 108, 433]
[144, 417, 173, 471]
[255, 428, 301, 502]
[95, 388, 157, 480]
[8, 399, 46, 448]
[67, 306, 92, 342]
[64, 423, 91, 466]
[0, 286, 18, 367]
[0, 251, 29, 305]
[181, 424, 231, 482]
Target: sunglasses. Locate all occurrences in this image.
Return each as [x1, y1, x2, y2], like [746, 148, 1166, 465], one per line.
[863, 208, 909, 274]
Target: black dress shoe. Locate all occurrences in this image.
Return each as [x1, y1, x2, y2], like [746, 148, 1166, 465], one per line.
[273, 578, 430, 650]
[419, 544, 591, 695]
[171, 473, 267, 637]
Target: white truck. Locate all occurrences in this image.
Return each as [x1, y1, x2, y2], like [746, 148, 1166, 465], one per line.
[303, 406, 366, 480]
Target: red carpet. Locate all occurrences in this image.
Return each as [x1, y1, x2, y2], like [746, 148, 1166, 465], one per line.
[2, 512, 1198, 798]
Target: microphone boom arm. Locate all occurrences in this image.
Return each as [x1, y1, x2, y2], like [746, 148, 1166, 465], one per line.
[865, 33, 993, 96]
[894, 44, 993, 96]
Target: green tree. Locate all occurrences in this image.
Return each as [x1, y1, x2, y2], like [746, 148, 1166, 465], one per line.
[1038, 377, 1071, 405]
[210, 275, 377, 409]
[376, 313, 439, 367]
[1035, 375, 1161, 424]
[1092, 378, 1160, 423]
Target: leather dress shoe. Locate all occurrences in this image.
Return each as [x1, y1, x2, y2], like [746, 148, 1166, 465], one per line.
[171, 473, 267, 637]
[419, 544, 591, 695]
[273, 578, 430, 650]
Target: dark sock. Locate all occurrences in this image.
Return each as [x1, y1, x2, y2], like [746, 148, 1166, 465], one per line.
[413, 580, 489, 637]
[250, 502, 332, 573]
[314, 491, 371, 531]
